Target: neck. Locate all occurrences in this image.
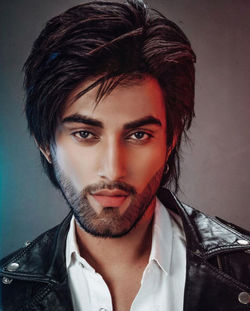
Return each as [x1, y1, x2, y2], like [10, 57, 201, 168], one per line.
[74, 198, 156, 272]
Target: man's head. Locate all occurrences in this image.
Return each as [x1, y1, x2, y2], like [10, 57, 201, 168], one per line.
[46, 76, 167, 237]
[23, 0, 195, 236]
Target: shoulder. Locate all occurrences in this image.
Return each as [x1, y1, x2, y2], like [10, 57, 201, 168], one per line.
[158, 188, 250, 294]
[0, 212, 72, 310]
[157, 187, 250, 247]
[0, 221, 60, 269]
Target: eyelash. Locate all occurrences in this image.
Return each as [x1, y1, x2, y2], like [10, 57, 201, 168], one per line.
[72, 130, 153, 143]
[127, 131, 153, 142]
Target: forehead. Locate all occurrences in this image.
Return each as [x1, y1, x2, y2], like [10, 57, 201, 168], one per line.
[62, 76, 166, 128]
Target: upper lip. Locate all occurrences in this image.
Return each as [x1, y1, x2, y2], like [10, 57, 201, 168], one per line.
[91, 189, 129, 196]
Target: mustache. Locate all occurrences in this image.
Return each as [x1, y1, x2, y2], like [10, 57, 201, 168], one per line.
[81, 181, 137, 196]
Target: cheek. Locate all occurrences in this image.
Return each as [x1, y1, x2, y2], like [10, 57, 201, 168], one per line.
[55, 142, 97, 192]
[129, 143, 167, 191]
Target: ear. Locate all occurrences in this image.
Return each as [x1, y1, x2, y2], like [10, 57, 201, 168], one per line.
[34, 138, 52, 164]
[166, 133, 178, 159]
[40, 147, 52, 164]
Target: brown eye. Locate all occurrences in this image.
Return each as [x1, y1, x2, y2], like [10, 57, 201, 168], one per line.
[127, 131, 153, 143]
[73, 130, 96, 140]
[78, 131, 90, 138]
[134, 132, 146, 139]
[131, 131, 152, 140]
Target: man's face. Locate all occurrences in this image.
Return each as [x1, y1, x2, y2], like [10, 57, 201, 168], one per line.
[50, 76, 168, 237]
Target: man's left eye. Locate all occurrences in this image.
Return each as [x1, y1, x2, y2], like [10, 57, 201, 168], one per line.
[129, 131, 152, 140]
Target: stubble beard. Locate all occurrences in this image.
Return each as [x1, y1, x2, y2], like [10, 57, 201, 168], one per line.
[52, 158, 164, 238]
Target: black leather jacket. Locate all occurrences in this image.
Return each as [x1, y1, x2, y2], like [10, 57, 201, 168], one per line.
[1, 189, 250, 310]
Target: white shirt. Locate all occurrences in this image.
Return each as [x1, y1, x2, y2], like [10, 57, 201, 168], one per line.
[66, 198, 186, 311]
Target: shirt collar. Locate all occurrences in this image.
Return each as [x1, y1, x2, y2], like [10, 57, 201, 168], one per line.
[149, 197, 173, 275]
[66, 216, 95, 271]
[66, 216, 78, 269]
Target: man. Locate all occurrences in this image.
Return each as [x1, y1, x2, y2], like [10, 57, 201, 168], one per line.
[0, 0, 249, 310]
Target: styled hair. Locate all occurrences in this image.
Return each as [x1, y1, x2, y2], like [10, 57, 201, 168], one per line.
[24, 0, 196, 192]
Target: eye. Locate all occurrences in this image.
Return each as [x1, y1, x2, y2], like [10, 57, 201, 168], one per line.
[128, 131, 152, 141]
[72, 130, 97, 141]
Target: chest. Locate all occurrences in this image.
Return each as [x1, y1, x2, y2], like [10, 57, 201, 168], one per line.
[67, 260, 186, 311]
[108, 273, 142, 311]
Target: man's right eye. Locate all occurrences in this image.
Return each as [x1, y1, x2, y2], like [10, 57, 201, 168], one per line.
[72, 130, 96, 140]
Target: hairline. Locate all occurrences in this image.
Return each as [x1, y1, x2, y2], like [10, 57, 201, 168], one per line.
[65, 73, 152, 113]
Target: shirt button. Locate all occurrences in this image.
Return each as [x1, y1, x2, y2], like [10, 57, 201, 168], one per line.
[6, 262, 20, 272]
[99, 308, 108, 311]
[238, 292, 250, 304]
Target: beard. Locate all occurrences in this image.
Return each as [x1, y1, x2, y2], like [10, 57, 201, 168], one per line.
[52, 157, 164, 238]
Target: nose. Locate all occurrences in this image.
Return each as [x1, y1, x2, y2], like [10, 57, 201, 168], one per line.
[98, 137, 126, 181]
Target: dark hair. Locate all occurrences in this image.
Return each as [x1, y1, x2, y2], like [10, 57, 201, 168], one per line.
[24, 0, 196, 192]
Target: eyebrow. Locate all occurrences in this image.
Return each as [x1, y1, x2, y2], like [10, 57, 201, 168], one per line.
[123, 115, 162, 130]
[62, 114, 104, 128]
[62, 114, 162, 130]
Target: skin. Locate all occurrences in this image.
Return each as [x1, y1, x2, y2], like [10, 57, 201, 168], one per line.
[41, 75, 174, 311]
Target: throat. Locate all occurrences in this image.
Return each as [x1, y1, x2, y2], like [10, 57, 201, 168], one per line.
[73, 206, 155, 311]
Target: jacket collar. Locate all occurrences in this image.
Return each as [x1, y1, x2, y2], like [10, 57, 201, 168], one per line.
[157, 188, 250, 258]
[1, 189, 249, 284]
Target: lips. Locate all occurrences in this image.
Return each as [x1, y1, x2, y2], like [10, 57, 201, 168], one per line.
[91, 189, 129, 207]
[92, 195, 127, 207]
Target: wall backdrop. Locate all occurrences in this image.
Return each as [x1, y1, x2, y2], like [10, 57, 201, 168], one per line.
[1, 0, 249, 257]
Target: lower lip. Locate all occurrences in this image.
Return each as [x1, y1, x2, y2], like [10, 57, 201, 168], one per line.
[92, 195, 127, 207]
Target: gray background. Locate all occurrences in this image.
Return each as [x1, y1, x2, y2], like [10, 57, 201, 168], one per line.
[1, 0, 249, 258]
